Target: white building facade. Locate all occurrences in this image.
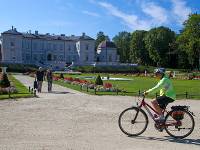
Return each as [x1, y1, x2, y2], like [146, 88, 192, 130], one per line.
[0, 27, 95, 69]
[97, 40, 119, 65]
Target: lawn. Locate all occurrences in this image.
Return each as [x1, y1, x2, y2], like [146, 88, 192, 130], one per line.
[0, 75, 33, 100]
[54, 73, 200, 99]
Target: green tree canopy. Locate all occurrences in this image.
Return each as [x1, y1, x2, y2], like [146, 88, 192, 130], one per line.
[112, 31, 131, 63]
[95, 31, 109, 50]
[176, 14, 200, 70]
[130, 30, 150, 65]
[144, 26, 176, 67]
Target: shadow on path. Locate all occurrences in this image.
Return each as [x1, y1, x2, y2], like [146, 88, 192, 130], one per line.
[130, 135, 200, 146]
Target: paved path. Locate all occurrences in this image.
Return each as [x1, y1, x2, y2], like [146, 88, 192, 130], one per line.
[0, 75, 199, 150]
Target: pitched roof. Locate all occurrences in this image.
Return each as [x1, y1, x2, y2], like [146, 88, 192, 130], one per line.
[2, 29, 94, 41]
[2, 29, 22, 35]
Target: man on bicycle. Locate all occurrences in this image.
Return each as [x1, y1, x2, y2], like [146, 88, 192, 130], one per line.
[144, 68, 176, 121]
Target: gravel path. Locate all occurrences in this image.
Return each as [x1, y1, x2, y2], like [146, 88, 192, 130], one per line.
[0, 75, 199, 150]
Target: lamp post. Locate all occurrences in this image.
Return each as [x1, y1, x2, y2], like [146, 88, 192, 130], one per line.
[93, 62, 96, 74]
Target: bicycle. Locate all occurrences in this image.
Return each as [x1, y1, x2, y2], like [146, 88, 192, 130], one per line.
[118, 94, 195, 139]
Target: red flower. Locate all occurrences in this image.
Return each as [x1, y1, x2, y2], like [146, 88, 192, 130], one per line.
[104, 82, 112, 88]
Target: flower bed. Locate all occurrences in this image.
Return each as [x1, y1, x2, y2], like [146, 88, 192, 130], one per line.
[53, 75, 118, 92]
[0, 86, 18, 94]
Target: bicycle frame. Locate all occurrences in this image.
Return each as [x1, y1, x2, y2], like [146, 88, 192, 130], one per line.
[136, 96, 181, 127]
[137, 96, 167, 122]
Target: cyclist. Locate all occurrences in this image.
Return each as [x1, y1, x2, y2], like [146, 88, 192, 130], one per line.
[144, 68, 176, 121]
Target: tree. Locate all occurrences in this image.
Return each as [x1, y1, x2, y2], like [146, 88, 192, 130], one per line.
[0, 73, 10, 88]
[95, 74, 103, 85]
[95, 31, 109, 50]
[144, 26, 176, 67]
[130, 30, 150, 65]
[112, 31, 131, 63]
[176, 14, 200, 70]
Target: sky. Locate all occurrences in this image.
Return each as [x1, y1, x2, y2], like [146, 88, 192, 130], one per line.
[0, 0, 199, 39]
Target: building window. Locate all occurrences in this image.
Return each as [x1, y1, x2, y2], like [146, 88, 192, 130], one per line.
[59, 55, 64, 61]
[26, 54, 31, 60]
[53, 44, 57, 50]
[86, 44, 89, 50]
[10, 42, 15, 47]
[41, 43, 44, 50]
[60, 44, 63, 51]
[68, 46, 71, 51]
[12, 56, 16, 60]
[47, 54, 52, 61]
[33, 54, 37, 61]
[85, 55, 88, 62]
[54, 55, 57, 61]
[33, 43, 37, 50]
[109, 55, 112, 62]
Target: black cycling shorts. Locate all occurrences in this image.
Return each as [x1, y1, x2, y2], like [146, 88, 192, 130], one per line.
[156, 96, 174, 109]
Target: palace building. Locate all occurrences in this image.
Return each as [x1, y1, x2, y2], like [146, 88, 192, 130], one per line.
[0, 27, 119, 69]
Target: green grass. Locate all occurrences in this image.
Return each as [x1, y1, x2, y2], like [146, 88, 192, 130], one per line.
[54, 73, 200, 99]
[0, 75, 33, 100]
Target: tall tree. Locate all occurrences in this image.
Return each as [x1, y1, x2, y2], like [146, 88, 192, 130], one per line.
[112, 31, 131, 63]
[176, 14, 200, 70]
[95, 31, 109, 50]
[144, 26, 176, 67]
[130, 30, 150, 65]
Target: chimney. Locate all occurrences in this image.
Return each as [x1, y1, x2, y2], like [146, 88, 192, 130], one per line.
[14, 28, 17, 31]
[29, 30, 31, 34]
[35, 31, 38, 35]
[12, 26, 14, 30]
[82, 32, 85, 36]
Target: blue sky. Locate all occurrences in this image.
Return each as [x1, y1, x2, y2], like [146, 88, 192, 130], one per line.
[0, 0, 199, 39]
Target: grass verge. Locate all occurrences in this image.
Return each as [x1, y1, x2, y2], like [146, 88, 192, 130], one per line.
[0, 75, 33, 100]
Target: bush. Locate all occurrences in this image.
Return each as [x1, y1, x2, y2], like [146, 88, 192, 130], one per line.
[1, 63, 38, 73]
[95, 75, 103, 85]
[0, 73, 10, 88]
[73, 65, 153, 73]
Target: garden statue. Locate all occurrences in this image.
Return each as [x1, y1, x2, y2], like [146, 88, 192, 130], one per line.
[1, 67, 7, 74]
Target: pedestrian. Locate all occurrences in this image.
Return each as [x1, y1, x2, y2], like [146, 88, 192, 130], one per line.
[46, 69, 53, 92]
[36, 67, 44, 93]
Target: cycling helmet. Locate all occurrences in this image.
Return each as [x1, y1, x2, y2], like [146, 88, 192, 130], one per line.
[154, 68, 165, 74]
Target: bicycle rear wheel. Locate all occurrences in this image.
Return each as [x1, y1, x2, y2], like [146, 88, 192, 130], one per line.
[164, 109, 195, 139]
[118, 107, 148, 136]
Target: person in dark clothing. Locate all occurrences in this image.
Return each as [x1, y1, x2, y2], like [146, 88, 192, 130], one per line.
[46, 69, 53, 92]
[36, 67, 44, 93]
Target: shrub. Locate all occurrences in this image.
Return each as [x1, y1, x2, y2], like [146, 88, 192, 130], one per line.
[95, 75, 103, 85]
[0, 73, 10, 88]
[1, 63, 38, 73]
[60, 73, 64, 79]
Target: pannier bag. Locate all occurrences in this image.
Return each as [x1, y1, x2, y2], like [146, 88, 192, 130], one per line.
[171, 106, 188, 121]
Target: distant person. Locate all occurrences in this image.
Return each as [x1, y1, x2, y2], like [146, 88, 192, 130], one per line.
[36, 67, 45, 93]
[46, 69, 53, 92]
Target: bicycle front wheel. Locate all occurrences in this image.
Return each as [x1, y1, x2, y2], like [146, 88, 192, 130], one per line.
[118, 107, 148, 136]
[164, 109, 195, 139]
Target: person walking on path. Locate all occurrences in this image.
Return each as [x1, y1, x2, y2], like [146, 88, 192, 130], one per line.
[36, 67, 45, 93]
[46, 69, 53, 92]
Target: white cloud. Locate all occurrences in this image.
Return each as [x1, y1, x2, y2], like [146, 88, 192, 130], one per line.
[94, 0, 192, 31]
[171, 0, 191, 24]
[82, 10, 100, 17]
[141, 2, 168, 24]
[98, 2, 152, 30]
